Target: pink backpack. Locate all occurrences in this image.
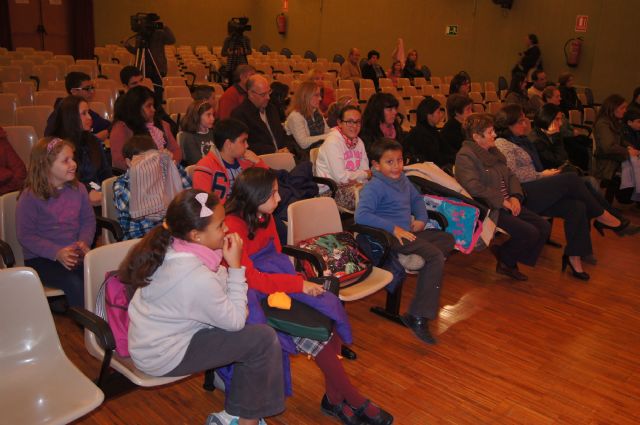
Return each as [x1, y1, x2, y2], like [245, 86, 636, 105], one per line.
[95, 272, 132, 357]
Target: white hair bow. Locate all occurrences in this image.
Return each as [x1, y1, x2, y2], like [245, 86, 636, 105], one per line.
[195, 192, 214, 218]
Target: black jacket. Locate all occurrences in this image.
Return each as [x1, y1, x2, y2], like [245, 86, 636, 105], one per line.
[231, 99, 292, 155]
[440, 119, 465, 165]
[404, 123, 448, 167]
[361, 62, 386, 90]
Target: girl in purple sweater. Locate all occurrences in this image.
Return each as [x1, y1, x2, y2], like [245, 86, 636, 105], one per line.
[16, 137, 95, 307]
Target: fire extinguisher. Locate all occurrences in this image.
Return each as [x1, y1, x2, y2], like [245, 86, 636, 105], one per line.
[276, 13, 287, 35]
[564, 37, 583, 68]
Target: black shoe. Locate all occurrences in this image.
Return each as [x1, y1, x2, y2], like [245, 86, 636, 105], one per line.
[350, 399, 394, 425]
[341, 344, 357, 360]
[321, 394, 363, 425]
[561, 255, 590, 281]
[495, 262, 528, 281]
[594, 218, 630, 237]
[400, 313, 436, 344]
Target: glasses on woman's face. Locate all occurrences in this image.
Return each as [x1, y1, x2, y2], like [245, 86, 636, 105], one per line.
[73, 86, 95, 92]
[342, 119, 362, 126]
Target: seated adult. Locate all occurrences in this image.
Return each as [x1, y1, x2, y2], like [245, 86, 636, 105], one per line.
[231, 74, 292, 155]
[404, 96, 449, 168]
[191, 85, 216, 106]
[44, 71, 110, 141]
[305, 69, 335, 114]
[112, 65, 144, 117]
[441, 94, 473, 165]
[594, 94, 640, 201]
[192, 118, 267, 203]
[448, 73, 470, 96]
[0, 126, 27, 195]
[558, 72, 582, 115]
[50, 95, 112, 206]
[494, 104, 626, 280]
[114, 135, 191, 240]
[315, 105, 370, 211]
[388, 60, 402, 87]
[339, 48, 362, 85]
[360, 92, 404, 155]
[284, 81, 330, 152]
[110, 86, 182, 170]
[504, 72, 537, 117]
[622, 108, 640, 150]
[628, 86, 640, 115]
[269, 81, 290, 123]
[527, 70, 547, 110]
[455, 113, 550, 281]
[179, 99, 215, 166]
[361, 49, 386, 91]
[542, 86, 593, 171]
[401, 49, 423, 81]
[217, 64, 255, 120]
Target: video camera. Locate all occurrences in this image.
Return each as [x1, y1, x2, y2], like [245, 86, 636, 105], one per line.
[130, 12, 164, 39]
[228, 17, 251, 36]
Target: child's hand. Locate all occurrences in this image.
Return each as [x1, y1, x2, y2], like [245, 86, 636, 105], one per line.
[302, 280, 325, 297]
[243, 149, 260, 163]
[56, 245, 80, 270]
[75, 241, 90, 255]
[393, 226, 416, 245]
[222, 232, 243, 269]
[88, 190, 102, 206]
[411, 220, 426, 232]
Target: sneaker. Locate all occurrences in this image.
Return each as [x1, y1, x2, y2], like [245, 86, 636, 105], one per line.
[228, 418, 268, 425]
[397, 253, 425, 271]
[400, 313, 436, 344]
[206, 411, 237, 425]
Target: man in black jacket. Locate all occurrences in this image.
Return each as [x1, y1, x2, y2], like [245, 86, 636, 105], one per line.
[361, 49, 386, 91]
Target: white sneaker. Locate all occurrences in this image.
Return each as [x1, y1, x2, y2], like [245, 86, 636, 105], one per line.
[397, 253, 425, 271]
[228, 418, 268, 425]
[206, 411, 237, 425]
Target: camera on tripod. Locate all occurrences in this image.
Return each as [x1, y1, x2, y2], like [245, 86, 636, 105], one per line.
[228, 17, 251, 36]
[131, 12, 164, 41]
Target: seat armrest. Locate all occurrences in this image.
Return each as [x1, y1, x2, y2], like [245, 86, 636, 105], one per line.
[96, 216, 124, 242]
[0, 239, 15, 268]
[282, 245, 325, 276]
[427, 210, 448, 229]
[312, 176, 338, 197]
[68, 307, 116, 352]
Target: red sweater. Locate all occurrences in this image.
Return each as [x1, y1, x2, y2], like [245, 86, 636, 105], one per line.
[217, 85, 247, 120]
[0, 127, 27, 195]
[225, 214, 304, 294]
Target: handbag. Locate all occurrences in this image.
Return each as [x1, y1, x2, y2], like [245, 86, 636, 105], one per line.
[260, 297, 333, 341]
[423, 195, 482, 254]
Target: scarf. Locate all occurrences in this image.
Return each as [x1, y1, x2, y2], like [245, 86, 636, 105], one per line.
[380, 122, 397, 140]
[336, 126, 359, 150]
[171, 237, 223, 272]
[305, 110, 325, 137]
[146, 122, 167, 149]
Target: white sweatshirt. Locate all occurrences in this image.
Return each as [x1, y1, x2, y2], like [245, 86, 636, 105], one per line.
[315, 128, 369, 185]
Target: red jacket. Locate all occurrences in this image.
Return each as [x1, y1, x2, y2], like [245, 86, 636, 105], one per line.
[217, 84, 247, 120]
[0, 127, 27, 195]
[225, 214, 304, 294]
[192, 148, 267, 203]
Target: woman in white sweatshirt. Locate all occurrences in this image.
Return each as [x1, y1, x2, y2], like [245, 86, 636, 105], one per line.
[119, 189, 284, 425]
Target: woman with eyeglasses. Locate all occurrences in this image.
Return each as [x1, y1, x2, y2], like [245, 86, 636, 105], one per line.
[315, 105, 370, 210]
[284, 81, 330, 152]
[110, 86, 182, 170]
[494, 104, 626, 281]
[404, 96, 449, 167]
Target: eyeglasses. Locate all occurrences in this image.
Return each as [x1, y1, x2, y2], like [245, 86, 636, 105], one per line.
[251, 89, 272, 97]
[342, 120, 362, 126]
[73, 86, 95, 92]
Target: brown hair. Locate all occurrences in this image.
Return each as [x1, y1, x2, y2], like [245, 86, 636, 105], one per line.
[464, 113, 495, 140]
[542, 86, 559, 102]
[595, 94, 626, 127]
[22, 137, 78, 200]
[287, 81, 320, 118]
[180, 100, 214, 134]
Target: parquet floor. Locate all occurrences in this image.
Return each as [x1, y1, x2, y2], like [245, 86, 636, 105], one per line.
[58, 204, 640, 425]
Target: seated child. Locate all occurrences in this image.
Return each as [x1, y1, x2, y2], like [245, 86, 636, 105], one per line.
[121, 189, 285, 425]
[16, 137, 96, 307]
[355, 138, 455, 344]
[192, 118, 267, 203]
[225, 167, 394, 425]
[113, 135, 191, 240]
[179, 99, 216, 166]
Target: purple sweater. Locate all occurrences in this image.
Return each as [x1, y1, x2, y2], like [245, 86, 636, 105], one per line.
[16, 184, 96, 260]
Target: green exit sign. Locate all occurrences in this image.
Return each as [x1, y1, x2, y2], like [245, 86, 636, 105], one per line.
[446, 25, 459, 36]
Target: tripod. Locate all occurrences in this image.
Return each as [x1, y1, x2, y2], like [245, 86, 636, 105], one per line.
[133, 35, 163, 103]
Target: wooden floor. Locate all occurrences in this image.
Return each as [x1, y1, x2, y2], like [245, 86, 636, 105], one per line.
[59, 204, 640, 425]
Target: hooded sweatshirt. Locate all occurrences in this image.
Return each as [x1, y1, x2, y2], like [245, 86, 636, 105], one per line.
[128, 247, 247, 376]
[355, 169, 428, 233]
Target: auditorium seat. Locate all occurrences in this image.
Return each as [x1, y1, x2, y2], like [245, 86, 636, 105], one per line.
[15, 105, 53, 137]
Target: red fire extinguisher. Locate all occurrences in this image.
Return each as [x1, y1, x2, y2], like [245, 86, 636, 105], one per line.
[276, 13, 287, 35]
[564, 37, 583, 68]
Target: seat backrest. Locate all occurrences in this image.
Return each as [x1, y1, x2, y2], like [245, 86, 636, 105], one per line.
[166, 97, 193, 116]
[90, 101, 109, 121]
[338, 79, 356, 91]
[2, 81, 34, 106]
[359, 79, 374, 90]
[32, 64, 58, 86]
[15, 105, 53, 138]
[0, 93, 18, 126]
[34, 90, 66, 107]
[3, 125, 37, 167]
[101, 176, 119, 244]
[0, 65, 22, 82]
[47, 79, 67, 91]
[100, 63, 123, 80]
[287, 197, 342, 245]
[0, 191, 23, 266]
[164, 85, 191, 99]
[259, 152, 296, 171]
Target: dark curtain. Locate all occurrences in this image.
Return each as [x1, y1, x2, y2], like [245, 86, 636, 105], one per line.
[0, 0, 12, 50]
[70, 0, 94, 59]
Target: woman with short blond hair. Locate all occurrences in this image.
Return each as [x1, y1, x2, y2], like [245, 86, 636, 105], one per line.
[284, 81, 330, 150]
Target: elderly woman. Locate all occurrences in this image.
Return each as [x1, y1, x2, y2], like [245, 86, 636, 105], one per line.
[455, 113, 550, 281]
[284, 81, 330, 152]
[494, 104, 626, 281]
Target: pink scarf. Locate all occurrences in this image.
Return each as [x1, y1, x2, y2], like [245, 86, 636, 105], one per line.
[172, 238, 223, 272]
[336, 126, 359, 150]
[146, 123, 167, 149]
[380, 123, 396, 140]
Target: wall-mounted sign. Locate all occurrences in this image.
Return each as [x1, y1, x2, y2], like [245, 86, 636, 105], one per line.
[575, 15, 588, 32]
[445, 25, 459, 36]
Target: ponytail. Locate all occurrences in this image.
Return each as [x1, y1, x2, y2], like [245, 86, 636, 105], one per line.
[118, 225, 172, 288]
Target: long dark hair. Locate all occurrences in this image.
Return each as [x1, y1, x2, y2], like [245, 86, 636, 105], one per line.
[361, 92, 401, 145]
[533, 103, 561, 130]
[494, 103, 523, 139]
[118, 189, 220, 288]
[595, 94, 625, 127]
[117, 85, 162, 135]
[225, 167, 278, 240]
[50, 95, 103, 172]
